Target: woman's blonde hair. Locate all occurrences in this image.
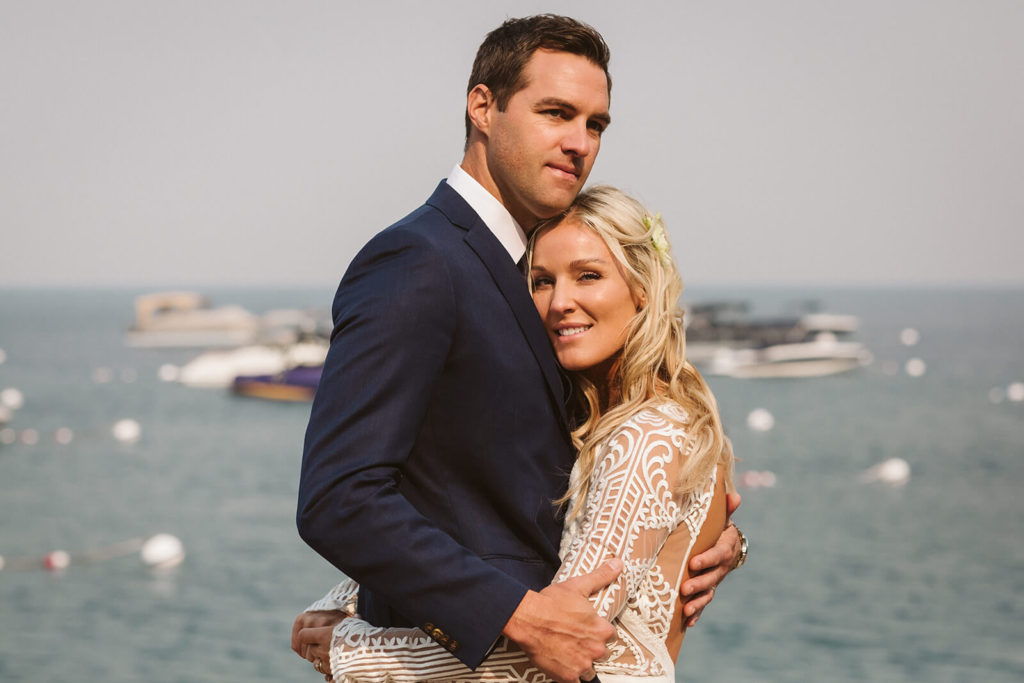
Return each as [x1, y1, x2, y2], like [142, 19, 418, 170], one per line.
[529, 186, 733, 520]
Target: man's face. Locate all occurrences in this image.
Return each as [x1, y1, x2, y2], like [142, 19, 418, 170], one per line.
[485, 49, 610, 229]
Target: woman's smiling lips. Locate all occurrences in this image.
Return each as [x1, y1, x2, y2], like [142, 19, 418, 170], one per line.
[554, 323, 592, 340]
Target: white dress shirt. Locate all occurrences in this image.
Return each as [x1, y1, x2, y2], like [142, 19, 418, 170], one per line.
[445, 164, 527, 265]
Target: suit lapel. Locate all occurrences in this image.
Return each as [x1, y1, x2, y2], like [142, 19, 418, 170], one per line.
[427, 183, 570, 431]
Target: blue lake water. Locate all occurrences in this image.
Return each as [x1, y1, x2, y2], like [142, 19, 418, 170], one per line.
[1, 286, 1022, 681]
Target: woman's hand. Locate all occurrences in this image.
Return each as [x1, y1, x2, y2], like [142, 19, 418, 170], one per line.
[291, 610, 348, 680]
[679, 492, 742, 627]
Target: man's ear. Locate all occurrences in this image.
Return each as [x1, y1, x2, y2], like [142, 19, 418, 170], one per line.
[466, 84, 495, 136]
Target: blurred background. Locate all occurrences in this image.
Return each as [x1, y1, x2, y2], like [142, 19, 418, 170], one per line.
[1, 1, 1021, 681]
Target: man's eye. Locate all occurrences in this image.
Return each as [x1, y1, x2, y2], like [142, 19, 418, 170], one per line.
[545, 109, 567, 119]
[587, 121, 606, 135]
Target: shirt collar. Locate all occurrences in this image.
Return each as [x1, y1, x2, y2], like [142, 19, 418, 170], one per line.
[445, 163, 527, 264]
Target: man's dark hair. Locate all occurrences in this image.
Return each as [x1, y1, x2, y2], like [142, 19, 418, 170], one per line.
[464, 14, 611, 143]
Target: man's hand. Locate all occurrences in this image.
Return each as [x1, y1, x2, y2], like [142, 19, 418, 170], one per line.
[502, 558, 622, 683]
[680, 491, 742, 627]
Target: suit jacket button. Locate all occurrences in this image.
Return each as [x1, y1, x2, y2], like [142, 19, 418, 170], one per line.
[430, 627, 444, 640]
[449, 640, 459, 651]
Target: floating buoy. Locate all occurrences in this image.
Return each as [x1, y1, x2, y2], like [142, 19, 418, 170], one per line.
[899, 328, 920, 346]
[860, 458, 910, 486]
[1007, 382, 1024, 403]
[54, 427, 74, 445]
[905, 358, 926, 377]
[20, 428, 39, 446]
[0, 428, 15, 445]
[158, 364, 180, 382]
[112, 419, 141, 443]
[1, 387, 25, 410]
[739, 470, 777, 489]
[0, 534, 181, 572]
[746, 408, 775, 432]
[91, 367, 114, 384]
[140, 534, 185, 569]
[43, 550, 71, 571]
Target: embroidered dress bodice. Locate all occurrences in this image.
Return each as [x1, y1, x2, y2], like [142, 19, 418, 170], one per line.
[307, 403, 716, 682]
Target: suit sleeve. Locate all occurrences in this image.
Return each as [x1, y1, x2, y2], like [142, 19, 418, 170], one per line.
[296, 227, 528, 668]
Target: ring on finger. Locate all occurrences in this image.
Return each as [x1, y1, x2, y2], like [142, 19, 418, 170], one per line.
[314, 659, 324, 674]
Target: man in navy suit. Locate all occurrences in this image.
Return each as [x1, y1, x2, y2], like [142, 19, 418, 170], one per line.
[295, 15, 742, 682]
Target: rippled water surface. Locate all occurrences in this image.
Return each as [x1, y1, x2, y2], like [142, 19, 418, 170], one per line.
[1, 287, 1021, 682]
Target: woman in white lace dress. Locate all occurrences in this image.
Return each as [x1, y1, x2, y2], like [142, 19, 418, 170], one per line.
[298, 186, 735, 683]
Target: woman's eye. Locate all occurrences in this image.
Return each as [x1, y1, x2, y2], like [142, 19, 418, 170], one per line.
[532, 276, 553, 288]
[580, 271, 601, 281]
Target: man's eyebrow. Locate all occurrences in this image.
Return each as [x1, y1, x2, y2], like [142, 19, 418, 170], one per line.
[535, 98, 612, 127]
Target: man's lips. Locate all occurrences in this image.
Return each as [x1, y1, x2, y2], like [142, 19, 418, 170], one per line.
[547, 163, 580, 180]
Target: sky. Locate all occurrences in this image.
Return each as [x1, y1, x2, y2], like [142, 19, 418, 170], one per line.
[2, 0, 1022, 288]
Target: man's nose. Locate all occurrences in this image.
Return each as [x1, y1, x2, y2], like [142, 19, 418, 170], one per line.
[561, 119, 595, 158]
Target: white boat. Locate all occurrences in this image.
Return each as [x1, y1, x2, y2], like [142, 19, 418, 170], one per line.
[125, 292, 259, 348]
[708, 333, 872, 379]
[177, 340, 328, 388]
[125, 292, 328, 349]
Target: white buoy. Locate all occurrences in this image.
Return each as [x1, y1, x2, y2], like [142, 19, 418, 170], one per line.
[20, 429, 39, 446]
[112, 419, 141, 443]
[43, 550, 70, 571]
[157, 364, 180, 382]
[739, 470, 778, 488]
[905, 358, 927, 377]
[860, 458, 911, 486]
[54, 428, 74, 445]
[140, 534, 185, 569]
[91, 367, 114, 384]
[746, 408, 775, 432]
[0, 428, 15, 445]
[899, 328, 920, 346]
[1, 388, 25, 410]
[1007, 382, 1024, 402]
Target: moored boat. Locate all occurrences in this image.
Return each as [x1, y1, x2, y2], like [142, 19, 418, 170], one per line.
[232, 365, 322, 402]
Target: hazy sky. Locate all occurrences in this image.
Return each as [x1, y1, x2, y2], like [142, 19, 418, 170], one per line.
[2, 1, 1022, 287]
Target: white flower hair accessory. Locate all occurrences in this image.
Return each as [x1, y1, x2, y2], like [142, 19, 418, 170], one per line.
[643, 213, 672, 267]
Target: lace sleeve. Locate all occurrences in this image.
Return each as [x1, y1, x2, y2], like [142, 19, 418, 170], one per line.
[305, 578, 359, 615]
[328, 622, 538, 682]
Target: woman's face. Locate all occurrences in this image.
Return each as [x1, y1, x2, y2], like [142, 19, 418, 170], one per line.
[531, 219, 641, 381]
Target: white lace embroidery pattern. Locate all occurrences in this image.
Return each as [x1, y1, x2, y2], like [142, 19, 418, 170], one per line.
[315, 403, 716, 682]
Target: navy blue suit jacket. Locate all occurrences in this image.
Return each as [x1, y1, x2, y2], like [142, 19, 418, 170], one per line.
[297, 181, 574, 668]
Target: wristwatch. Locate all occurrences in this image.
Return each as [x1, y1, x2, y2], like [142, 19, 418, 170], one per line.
[731, 523, 748, 569]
